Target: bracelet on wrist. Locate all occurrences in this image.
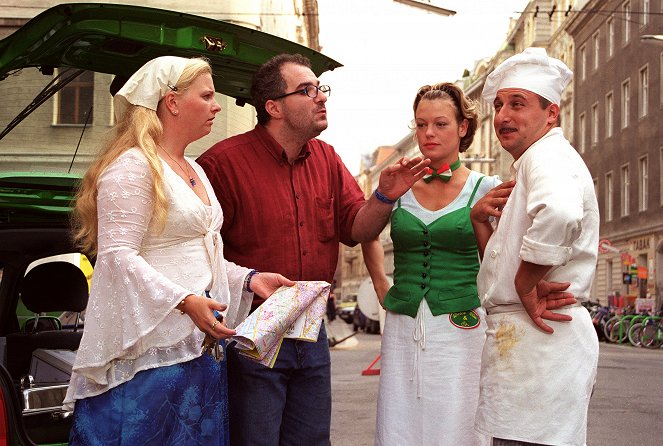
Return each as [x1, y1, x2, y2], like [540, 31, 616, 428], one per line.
[374, 189, 396, 205]
[244, 270, 260, 293]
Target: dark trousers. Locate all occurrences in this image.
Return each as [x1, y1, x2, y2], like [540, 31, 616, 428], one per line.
[227, 325, 331, 446]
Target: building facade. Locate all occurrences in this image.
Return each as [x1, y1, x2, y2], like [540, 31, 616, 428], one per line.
[567, 0, 663, 309]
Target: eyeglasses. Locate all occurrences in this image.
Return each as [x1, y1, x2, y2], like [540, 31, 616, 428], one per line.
[272, 84, 331, 100]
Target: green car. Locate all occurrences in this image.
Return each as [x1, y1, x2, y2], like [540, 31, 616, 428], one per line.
[0, 3, 340, 445]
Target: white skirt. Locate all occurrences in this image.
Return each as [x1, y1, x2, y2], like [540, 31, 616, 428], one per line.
[375, 300, 489, 446]
[475, 305, 599, 446]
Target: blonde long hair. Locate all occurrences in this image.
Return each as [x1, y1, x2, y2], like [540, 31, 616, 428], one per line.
[73, 58, 212, 256]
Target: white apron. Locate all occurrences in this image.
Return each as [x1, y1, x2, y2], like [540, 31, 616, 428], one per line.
[475, 305, 599, 446]
[375, 300, 489, 446]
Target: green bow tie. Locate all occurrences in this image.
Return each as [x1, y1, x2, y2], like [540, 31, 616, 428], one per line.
[423, 159, 461, 183]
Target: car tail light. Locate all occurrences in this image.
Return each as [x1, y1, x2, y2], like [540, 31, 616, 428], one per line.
[0, 389, 8, 446]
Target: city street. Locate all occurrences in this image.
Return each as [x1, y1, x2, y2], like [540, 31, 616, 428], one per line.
[328, 321, 663, 446]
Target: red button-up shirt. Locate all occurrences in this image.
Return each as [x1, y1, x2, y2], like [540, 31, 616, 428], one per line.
[197, 125, 365, 284]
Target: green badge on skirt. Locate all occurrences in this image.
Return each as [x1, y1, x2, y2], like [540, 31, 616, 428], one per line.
[449, 309, 481, 329]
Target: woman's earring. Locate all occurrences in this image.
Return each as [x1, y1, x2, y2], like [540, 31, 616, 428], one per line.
[173, 110, 179, 116]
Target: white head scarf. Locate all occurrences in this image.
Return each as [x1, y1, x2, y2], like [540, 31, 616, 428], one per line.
[481, 47, 572, 105]
[113, 56, 190, 122]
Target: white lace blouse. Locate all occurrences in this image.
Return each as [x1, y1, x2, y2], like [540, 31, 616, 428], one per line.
[64, 148, 253, 409]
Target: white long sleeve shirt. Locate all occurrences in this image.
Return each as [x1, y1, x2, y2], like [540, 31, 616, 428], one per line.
[477, 127, 599, 310]
[65, 148, 253, 408]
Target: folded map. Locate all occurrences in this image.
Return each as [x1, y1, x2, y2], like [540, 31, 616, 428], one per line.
[232, 281, 331, 367]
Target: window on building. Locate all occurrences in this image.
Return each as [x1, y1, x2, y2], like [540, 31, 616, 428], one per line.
[622, 1, 631, 44]
[621, 79, 630, 128]
[55, 70, 94, 125]
[579, 112, 586, 153]
[660, 147, 663, 207]
[638, 156, 648, 211]
[593, 177, 599, 199]
[605, 172, 613, 221]
[606, 260, 613, 292]
[593, 31, 600, 70]
[563, 108, 572, 137]
[621, 164, 630, 217]
[643, 0, 649, 27]
[606, 91, 614, 138]
[580, 45, 586, 80]
[607, 16, 615, 57]
[591, 103, 599, 146]
[660, 53, 663, 105]
[639, 65, 648, 118]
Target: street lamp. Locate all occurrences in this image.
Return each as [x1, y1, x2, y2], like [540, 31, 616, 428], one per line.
[392, 0, 456, 16]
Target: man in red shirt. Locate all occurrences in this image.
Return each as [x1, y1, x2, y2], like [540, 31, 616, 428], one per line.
[198, 53, 428, 446]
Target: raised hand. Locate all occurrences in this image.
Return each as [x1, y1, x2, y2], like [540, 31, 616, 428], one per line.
[470, 180, 515, 224]
[375, 156, 431, 201]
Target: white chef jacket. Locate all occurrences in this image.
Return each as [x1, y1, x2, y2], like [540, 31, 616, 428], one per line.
[475, 127, 600, 446]
[477, 127, 599, 310]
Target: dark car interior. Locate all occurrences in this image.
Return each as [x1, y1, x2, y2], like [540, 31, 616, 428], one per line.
[0, 222, 87, 443]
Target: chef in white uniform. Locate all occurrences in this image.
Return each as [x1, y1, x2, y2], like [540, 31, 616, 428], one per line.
[470, 47, 600, 446]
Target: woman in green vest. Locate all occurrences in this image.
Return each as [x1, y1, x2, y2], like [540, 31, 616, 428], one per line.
[366, 83, 501, 446]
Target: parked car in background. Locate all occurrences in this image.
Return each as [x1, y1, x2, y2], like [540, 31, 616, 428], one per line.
[337, 294, 357, 324]
[0, 3, 340, 445]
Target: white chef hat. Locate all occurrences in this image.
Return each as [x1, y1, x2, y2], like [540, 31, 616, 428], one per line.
[481, 47, 573, 105]
[113, 56, 190, 122]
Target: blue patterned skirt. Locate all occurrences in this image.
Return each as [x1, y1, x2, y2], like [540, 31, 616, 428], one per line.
[69, 353, 228, 446]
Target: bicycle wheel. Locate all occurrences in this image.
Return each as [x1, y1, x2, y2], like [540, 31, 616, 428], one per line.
[603, 315, 621, 341]
[610, 319, 631, 343]
[610, 318, 633, 344]
[642, 323, 663, 349]
[627, 322, 643, 347]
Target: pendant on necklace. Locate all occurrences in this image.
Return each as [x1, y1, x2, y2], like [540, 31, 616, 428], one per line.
[189, 177, 196, 187]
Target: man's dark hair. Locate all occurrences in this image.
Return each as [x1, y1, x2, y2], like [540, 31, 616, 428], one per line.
[538, 95, 552, 109]
[251, 53, 312, 125]
[536, 95, 561, 126]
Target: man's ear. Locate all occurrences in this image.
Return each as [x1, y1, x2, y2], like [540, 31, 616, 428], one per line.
[265, 99, 281, 120]
[547, 103, 560, 125]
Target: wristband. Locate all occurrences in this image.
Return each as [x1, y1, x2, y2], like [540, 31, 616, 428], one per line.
[374, 189, 396, 205]
[245, 269, 260, 293]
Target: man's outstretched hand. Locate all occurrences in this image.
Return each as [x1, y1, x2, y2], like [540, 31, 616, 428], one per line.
[375, 156, 431, 201]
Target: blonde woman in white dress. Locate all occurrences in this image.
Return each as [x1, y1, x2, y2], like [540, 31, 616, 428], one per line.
[65, 56, 292, 446]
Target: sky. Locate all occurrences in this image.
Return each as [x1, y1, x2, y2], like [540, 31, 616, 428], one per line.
[316, 0, 530, 174]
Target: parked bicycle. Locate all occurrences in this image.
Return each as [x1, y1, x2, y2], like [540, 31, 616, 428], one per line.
[588, 303, 612, 343]
[628, 314, 663, 348]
